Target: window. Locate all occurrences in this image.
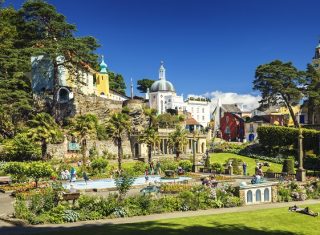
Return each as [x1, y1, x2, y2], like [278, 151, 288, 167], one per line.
[225, 126, 230, 134]
[247, 190, 253, 203]
[256, 189, 261, 202]
[226, 116, 229, 123]
[197, 107, 199, 113]
[202, 108, 205, 113]
[249, 124, 254, 133]
[197, 115, 199, 120]
[202, 116, 205, 121]
[264, 188, 270, 202]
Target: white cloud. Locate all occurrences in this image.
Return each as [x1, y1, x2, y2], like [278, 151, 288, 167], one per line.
[201, 91, 261, 112]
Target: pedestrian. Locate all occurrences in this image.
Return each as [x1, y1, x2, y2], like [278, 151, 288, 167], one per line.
[242, 162, 247, 176]
[83, 171, 90, 184]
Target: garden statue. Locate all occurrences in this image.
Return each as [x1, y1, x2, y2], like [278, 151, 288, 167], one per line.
[242, 162, 247, 176]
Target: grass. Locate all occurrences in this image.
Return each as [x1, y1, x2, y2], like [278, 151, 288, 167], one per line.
[210, 153, 283, 175]
[40, 204, 320, 235]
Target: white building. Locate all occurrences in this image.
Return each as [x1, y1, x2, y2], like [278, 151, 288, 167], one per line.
[148, 62, 211, 127]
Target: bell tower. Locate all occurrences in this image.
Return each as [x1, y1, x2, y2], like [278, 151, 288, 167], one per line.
[96, 55, 110, 96]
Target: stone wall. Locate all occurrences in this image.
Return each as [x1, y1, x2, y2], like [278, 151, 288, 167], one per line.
[47, 138, 133, 159]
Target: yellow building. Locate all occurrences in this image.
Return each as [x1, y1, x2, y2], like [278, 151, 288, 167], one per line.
[96, 56, 110, 97]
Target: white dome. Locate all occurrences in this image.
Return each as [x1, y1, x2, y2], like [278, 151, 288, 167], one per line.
[150, 79, 175, 92]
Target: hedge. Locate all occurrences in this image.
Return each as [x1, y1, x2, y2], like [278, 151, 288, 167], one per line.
[257, 126, 320, 154]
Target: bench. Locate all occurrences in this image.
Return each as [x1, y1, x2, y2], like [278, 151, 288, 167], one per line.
[62, 192, 80, 204]
[0, 176, 12, 185]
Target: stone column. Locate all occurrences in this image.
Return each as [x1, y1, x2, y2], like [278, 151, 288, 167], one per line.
[296, 126, 306, 182]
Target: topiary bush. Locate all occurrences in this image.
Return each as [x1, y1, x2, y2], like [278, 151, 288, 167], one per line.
[282, 157, 295, 174]
[178, 160, 192, 172]
[91, 157, 108, 174]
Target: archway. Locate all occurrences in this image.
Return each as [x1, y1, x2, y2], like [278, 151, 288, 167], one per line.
[134, 143, 139, 158]
[264, 188, 270, 202]
[256, 189, 261, 202]
[57, 87, 70, 103]
[247, 190, 253, 203]
[201, 142, 205, 153]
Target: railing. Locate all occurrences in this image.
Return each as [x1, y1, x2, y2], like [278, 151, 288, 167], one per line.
[265, 172, 296, 180]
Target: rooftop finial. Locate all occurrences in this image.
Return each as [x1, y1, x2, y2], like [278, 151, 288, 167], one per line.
[99, 55, 108, 73]
[159, 60, 166, 80]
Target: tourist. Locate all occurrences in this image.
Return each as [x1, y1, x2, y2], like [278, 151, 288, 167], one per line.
[77, 160, 82, 167]
[257, 165, 264, 177]
[70, 167, 77, 182]
[242, 162, 247, 176]
[177, 166, 184, 175]
[60, 170, 66, 180]
[156, 161, 162, 175]
[83, 172, 90, 184]
[150, 161, 154, 175]
[145, 167, 149, 181]
[64, 169, 70, 180]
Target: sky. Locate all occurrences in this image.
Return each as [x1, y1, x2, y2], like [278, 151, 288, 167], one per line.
[4, 0, 320, 109]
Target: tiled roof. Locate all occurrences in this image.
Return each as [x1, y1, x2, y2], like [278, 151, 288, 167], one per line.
[221, 104, 242, 113]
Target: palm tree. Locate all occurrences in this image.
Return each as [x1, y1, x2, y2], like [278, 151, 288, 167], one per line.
[139, 127, 160, 163]
[168, 125, 188, 160]
[71, 114, 98, 167]
[27, 112, 62, 160]
[143, 108, 157, 128]
[105, 112, 131, 171]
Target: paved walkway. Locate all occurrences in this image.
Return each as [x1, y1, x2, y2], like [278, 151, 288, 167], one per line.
[1, 199, 319, 235]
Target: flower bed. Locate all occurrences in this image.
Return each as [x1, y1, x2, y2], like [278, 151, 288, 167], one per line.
[13, 184, 242, 224]
[0, 182, 49, 194]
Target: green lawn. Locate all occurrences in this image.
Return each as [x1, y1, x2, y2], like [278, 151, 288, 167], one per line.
[40, 204, 320, 235]
[210, 153, 283, 175]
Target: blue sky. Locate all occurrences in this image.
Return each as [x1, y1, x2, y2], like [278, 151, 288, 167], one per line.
[4, 0, 320, 106]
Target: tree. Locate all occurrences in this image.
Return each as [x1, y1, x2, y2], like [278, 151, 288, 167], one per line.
[114, 172, 135, 201]
[168, 126, 188, 160]
[139, 127, 160, 163]
[137, 79, 155, 93]
[0, 7, 33, 129]
[18, 0, 99, 118]
[253, 60, 303, 128]
[70, 114, 98, 168]
[105, 112, 131, 171]
[157, 113, 185, 128]
[27, 162, 53, 188]
[2, 133, 41, 161]
[108, 71, 126, 95]
[304, 64, 320, 124]
[27, 113, 62, 160]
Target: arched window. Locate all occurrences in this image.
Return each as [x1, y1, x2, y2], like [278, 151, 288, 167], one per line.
[264, 188, 270, 202]
[100, 92, 105, 95]
[247, 190, 253, 203]
[256, 189, 261, 202]
[57, 87, 70, 103]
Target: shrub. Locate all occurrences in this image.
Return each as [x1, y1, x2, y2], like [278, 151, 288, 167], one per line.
[91, 157, 108, 174]
[257, 126, 320, 154]
[211, 163, 224, 174]
[159, 158, 178, 171]
[132, 161, 147, 175]
[115, 173, 135, 200]
[178, 160, 192, 172]
[4, 162, 28, 182]
[282, 157, 295, 174]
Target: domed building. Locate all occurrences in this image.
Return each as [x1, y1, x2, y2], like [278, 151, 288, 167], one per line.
[147, 62, 211, 127]
[148, 62, 185, 114]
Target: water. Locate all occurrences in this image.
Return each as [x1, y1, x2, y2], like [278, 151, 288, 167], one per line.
[63, 175, 191, 190]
